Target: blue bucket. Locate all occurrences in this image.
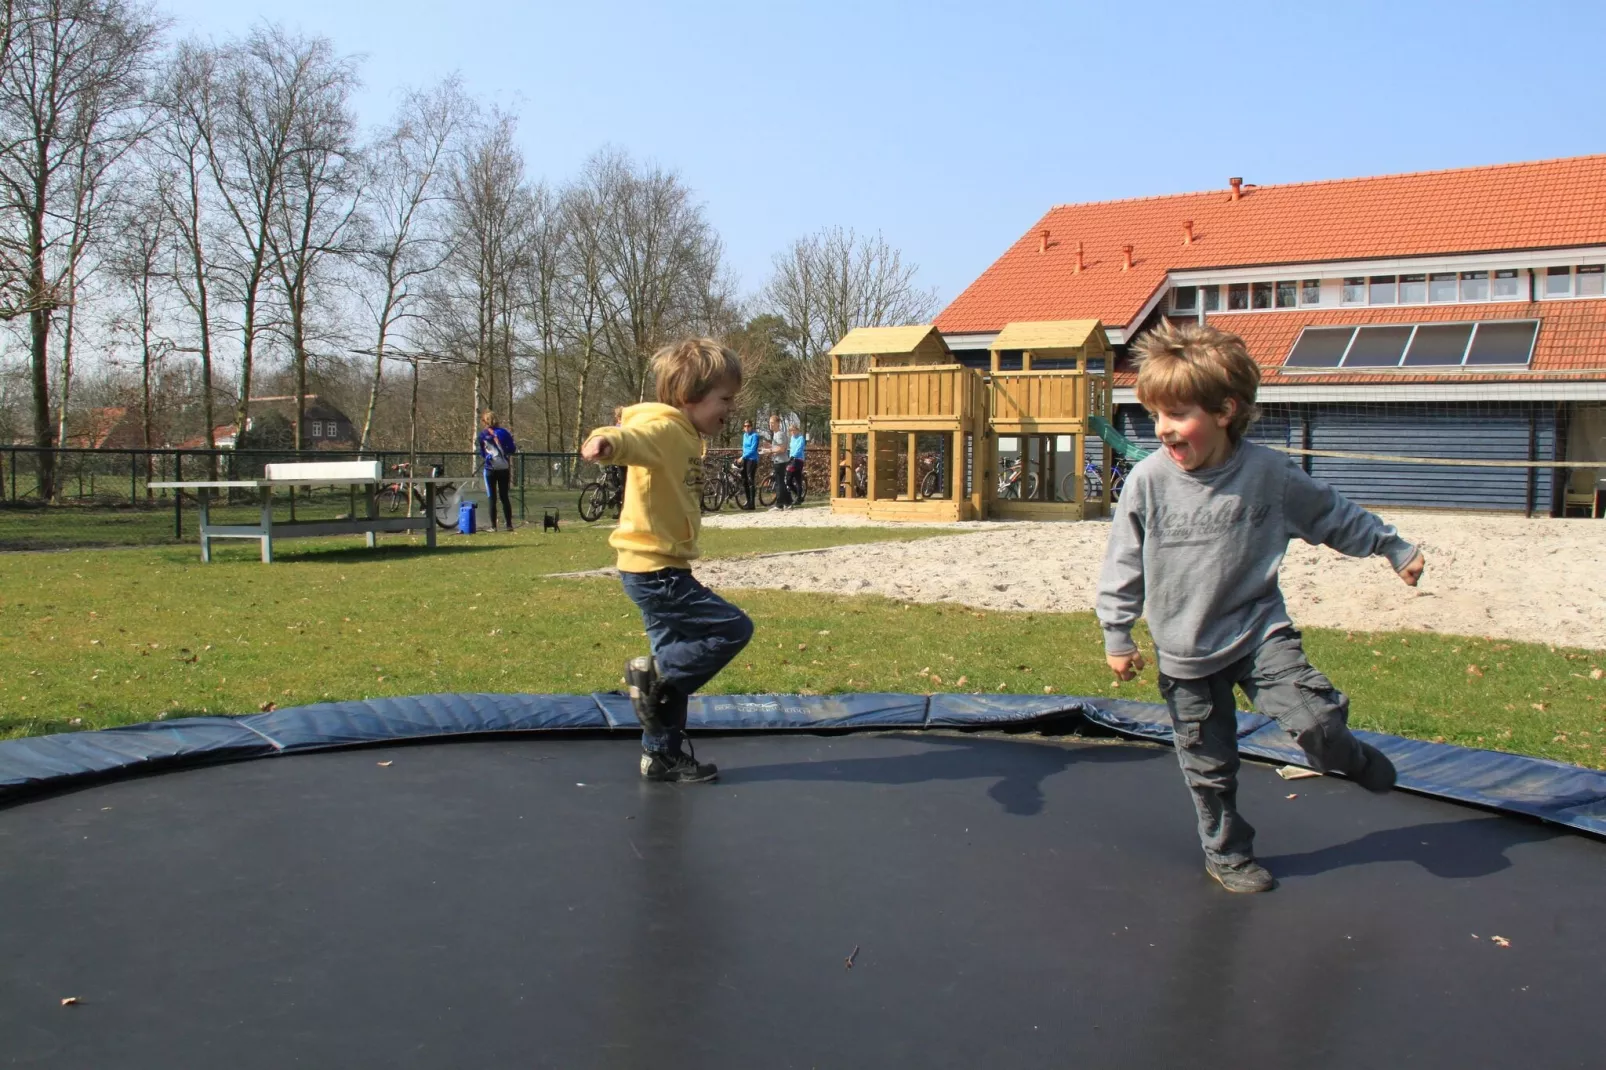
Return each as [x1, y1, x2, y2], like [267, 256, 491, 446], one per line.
[457, 501, 477, 535]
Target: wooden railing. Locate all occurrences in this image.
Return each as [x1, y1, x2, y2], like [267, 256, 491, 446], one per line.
[832, 374, 870, 423]
[989, 371, 1089, 425]
[868, 366, 982, 422]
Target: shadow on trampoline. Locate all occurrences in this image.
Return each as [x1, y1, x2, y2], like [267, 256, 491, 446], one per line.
[718, 732, 1163, 815]
[1262, 814, 1560, 881]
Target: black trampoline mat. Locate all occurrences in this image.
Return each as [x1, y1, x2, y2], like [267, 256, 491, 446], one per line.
[2, 732, 1604, 1069]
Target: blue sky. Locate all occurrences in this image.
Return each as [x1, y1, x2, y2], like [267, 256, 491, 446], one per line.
[157, 0, 1606, 308]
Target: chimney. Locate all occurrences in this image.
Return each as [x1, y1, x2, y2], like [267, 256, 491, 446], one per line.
[1121, 244, 1134, 271]
[1074, 240, 1084, 273]
[1038, 228, 1049, 254]
[1229, 176, 1243, 201]
[1182, 220, 1194, 245]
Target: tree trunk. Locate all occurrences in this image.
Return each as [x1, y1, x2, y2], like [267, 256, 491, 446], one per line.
[360, 315, 389, 451]
[54, 273, 78, 501]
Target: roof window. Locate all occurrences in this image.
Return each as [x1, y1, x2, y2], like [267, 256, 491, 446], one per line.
[1282, 319, 1537, 371]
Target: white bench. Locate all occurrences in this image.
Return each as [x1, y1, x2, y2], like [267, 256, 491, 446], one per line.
[150, 460, 463, 563]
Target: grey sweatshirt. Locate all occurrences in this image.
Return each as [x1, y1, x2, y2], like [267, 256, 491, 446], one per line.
[1095, 439, 1418, 680]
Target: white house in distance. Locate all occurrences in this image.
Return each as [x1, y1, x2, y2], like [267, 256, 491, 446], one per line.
[934, 154, 1606, 514]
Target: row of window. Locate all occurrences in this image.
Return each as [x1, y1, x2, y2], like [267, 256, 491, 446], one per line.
[1283, 320, 1539, 370]
[1174, 264, 1603, 313]
[308, 421, 343, 438]
[1174, 281, 1318, 312]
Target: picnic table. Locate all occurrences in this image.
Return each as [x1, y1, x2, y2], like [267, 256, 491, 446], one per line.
[150, 460, 466, 563]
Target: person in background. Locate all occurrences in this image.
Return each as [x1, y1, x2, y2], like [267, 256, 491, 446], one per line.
[784, 417, 806, 506]
[740, 418, 761, 510]
[477, 410, 516, 531]
[766, 412, 790, 510]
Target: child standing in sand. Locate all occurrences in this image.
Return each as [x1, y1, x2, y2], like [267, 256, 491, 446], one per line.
[580, 339, 754, 783]
[1095, 322, 1425, 893]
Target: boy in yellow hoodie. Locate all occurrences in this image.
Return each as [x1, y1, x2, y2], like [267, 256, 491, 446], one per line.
[580, 338, 753, 782]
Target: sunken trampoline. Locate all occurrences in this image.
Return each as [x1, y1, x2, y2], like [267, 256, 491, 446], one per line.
[3, 692, 1605, 1069]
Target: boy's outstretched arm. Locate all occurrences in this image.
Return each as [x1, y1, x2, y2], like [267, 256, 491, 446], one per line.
[1095, 490, 1147, 679]
[581, 418, 677, 468]
[1284, 463, 1425, 584]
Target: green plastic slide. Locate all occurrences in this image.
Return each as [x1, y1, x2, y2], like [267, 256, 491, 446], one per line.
[1088, 414, 1151, 463]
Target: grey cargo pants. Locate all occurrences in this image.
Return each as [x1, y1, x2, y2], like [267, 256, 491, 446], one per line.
[1157, 630, 1368, 866]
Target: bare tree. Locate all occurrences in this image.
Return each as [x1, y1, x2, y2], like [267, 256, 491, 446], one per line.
[0, 0, 161, 497]
[151, 39, 224, 457]
[206, 24, 315, 449]
[107, 192, 166, 477]
[584, 149, 723, 403]
[440, 111, 531, 444]
[520, 181, 567, 450]
[262, 30, 360, 448]
[353, 77, 467, 449]
[556, 178, 611, 453]
[763, 226, 939, 411]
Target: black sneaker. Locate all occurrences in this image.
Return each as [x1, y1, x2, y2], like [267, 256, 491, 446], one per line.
[624, 656, 668, 736]
[1350, 741, 1397, 794]
[640, 746, 719, 784]
[1206, 858, 1277, 894]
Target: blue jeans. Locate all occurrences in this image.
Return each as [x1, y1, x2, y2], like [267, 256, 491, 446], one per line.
[619, 568, 753, 752]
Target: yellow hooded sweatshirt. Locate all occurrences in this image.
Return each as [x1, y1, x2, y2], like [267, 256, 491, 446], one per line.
[587, 403, 705, 573]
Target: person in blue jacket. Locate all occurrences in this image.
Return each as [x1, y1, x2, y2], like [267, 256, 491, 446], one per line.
[477, 410, 517, 530]
[739, 418, 761, 510]
[784, 417, 806, 506]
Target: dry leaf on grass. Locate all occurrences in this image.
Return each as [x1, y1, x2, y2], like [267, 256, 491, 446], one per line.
[60, 997, 79, 1006]
[377, 761, 393, 767]
[1466, 665, 1484, 677]
[1491, 936, 1511, 948]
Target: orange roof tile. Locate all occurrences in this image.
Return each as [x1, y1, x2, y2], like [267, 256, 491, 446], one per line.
[937, 155, 1606, 335]
[1110, 300, 1606, 387]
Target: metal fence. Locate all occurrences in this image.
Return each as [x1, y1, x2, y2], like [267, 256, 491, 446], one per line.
[0, 445, 586, 510]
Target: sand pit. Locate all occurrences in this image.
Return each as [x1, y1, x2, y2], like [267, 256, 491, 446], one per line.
[694, 510, 1606, 650]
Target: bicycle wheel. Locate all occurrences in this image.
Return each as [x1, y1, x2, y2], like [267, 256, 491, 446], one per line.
[1024, 472, 1040, 499]
[1109, 470, 1127, 502]
[920, 469, 941, 499]
[700, 475, 724, 513]
[1079, 471, 1102, 501]
[432, 486, 460, 529]
[758, 474, 777, 508]
[578, 482, 608, 522]
[383, 485, 403, 513]
[792, 476, 806, 506]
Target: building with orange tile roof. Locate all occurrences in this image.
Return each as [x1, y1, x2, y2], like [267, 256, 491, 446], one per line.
[933, 155, 1606, 514]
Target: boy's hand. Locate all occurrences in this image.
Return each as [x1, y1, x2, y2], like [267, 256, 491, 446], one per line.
[1397, 551, 1425, 587]
[580, 435, 612, 463]
[1107, 650, 1145, 681]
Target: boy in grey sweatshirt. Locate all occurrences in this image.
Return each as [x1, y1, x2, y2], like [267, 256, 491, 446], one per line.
[1095, 322, 1425, 893]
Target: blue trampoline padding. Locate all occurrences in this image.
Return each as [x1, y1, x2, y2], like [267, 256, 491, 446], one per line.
[1, 692, 1603, 837]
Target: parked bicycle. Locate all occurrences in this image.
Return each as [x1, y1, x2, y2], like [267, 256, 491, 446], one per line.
[758, 467, 807, 508]
[1067, 457, 1128, 503]
[837, 456, 867, 498]
[918, 452, 945, 499]
[381, 461, 460, 527]
[577, 465, 626, 523]
[700, 456, 747, 513]
[996, 457, 1039, 500]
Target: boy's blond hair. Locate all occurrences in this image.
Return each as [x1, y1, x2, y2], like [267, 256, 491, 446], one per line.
[651, 337, 743, 408]
[1132, 322, 1260, 441]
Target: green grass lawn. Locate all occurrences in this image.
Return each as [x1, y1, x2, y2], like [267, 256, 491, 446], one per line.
[2, 522, 1604, 768]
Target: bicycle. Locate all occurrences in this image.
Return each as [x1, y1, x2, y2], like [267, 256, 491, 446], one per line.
[996, 457, 1038, 500]
[577, 465, 625, 523]
[1067, 457, 1128, 503]
[758, 466, 807, 508]
[836, 457, 867, 498]
[382, 461, 461, 527]
[918, 452, 945, 499]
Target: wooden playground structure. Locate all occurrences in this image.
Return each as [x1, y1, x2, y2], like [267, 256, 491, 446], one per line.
[829, 320, 1115, 523]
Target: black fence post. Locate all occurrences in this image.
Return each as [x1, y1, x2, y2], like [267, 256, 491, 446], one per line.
[519, 453, 527, 520]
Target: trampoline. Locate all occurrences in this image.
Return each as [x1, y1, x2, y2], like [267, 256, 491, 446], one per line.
[3, 692, 1605, 1069]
